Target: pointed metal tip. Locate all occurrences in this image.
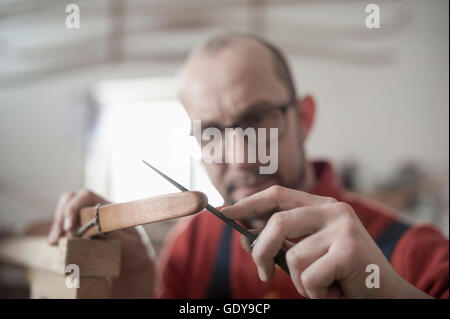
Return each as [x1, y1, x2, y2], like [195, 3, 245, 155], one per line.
[142, 159, 151, 166]
[142, 160, 189, 192]
[142, 160, 156, 171]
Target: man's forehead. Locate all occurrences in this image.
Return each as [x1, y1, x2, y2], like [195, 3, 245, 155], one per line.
[179, 39, 274, 95]
[178, 38, 289, 124]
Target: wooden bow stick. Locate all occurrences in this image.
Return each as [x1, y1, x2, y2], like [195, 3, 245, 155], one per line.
[77, 191, 208, 237]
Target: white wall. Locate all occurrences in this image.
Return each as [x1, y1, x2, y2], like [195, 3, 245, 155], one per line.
[288, 1, 449, 190]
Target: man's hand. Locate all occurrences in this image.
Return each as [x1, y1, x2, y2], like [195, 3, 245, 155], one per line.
[222, 185, 431, 299]
[47, 189, 155, 298]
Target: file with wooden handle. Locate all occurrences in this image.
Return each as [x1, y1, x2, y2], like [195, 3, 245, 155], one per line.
[78, 191, 208, 237]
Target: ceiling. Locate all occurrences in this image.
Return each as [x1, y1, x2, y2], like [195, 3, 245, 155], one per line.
[0, 0, 412, 85]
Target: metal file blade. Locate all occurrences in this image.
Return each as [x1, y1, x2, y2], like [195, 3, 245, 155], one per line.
[142, 160, 290, 275]
[142, 160, 257, 241]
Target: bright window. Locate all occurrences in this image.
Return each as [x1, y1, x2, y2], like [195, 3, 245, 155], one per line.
[85, 77, 224, 207]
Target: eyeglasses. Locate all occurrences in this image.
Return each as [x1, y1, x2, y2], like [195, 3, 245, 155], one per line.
[191, 101, 295, 148]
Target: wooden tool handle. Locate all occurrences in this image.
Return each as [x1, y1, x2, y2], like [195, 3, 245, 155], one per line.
[79, 191, 208, 237]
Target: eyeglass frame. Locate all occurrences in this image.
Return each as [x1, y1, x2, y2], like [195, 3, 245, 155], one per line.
[189, 98, 297, 146]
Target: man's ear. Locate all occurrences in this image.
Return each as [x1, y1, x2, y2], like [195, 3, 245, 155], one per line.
[296, 95, 316, 140]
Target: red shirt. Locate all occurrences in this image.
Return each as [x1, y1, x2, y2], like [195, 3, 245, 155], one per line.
[156, 161, 449, 298]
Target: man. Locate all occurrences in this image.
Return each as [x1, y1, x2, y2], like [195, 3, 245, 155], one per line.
[47, 32, 449, 299]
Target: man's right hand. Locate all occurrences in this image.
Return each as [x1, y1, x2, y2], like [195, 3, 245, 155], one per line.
[47, 189, 156, 298]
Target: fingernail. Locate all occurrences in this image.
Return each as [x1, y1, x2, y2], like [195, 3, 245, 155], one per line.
[240, 237, 251, 253]
[63, 218, 71, 231]
[47, 230, 55, 244]
[257, 266, 267, 282]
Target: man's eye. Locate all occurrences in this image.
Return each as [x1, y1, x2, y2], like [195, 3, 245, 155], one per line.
[247, 116, 263, 124]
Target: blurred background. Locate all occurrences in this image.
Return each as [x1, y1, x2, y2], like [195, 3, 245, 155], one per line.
[0, 0, 448, 295]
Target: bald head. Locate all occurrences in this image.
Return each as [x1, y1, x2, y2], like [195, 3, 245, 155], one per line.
[190, 32, 297, 102]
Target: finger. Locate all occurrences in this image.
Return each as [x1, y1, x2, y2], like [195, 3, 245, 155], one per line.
[48, 191, 75, 245]
[286, 229, 330, 297]
[240, 229, 260, 253]
[63, 190, 104, 232]
[222, 185, 336, 220]
[252, 207, 327, 282]
[62, 192, 82, 232]
[300, 253, 343, 299]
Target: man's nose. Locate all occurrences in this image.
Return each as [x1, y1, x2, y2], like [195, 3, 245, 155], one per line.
[223, 129, 256, 165]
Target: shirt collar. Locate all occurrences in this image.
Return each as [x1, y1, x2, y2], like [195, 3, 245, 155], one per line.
[310, 160, 342, 200]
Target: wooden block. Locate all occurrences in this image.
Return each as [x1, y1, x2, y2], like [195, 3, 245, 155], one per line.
[79, 191, 208, 237]
[29, 270, 111, 299]
[0, 236, 121, 277]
